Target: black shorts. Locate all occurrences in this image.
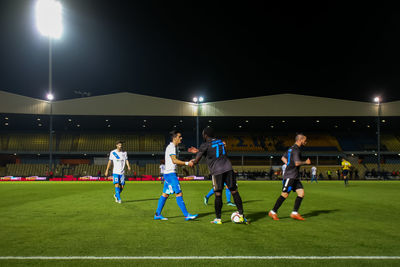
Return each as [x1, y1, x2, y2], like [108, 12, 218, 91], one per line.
[282, 179, 303, 193]
[342, 170, 349, 177]
[212, 170, 237, 191]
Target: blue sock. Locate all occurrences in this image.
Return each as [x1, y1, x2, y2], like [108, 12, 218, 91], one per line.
[225, 188, 231, 202]
[206, 188, 214, 198]
[176, 196, 189, 217]
[115, 187, 120, 200]
[156, 196, 167, 216]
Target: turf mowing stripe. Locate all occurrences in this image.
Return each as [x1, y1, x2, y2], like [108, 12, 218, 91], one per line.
[0, 256, 400, 260]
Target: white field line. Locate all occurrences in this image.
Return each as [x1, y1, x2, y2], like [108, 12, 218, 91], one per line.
[0, 256, 400, 260]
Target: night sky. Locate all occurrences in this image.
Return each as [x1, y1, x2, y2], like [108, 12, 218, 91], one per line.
[1, 1, 400, 102]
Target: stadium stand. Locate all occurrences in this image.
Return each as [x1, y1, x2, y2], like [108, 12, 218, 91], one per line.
[381, 134, 400, 151]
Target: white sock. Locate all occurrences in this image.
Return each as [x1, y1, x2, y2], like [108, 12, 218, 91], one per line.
[292, 211, 298, 215]
[270, 210, 276, 215]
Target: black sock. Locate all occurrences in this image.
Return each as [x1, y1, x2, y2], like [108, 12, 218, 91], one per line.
[293, 196, 303, 212]
[272, 195, 286, 213]
[215, 194, 223, 219]
[232, 191, 244, 215]
[120, 187, 124, 193]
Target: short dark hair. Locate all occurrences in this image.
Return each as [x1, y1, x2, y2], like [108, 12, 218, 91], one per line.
[115, 140, 124, 145]
[169, 130, 181, 141]
[203, 126, 215, 138]
[295, 133, 305, 141]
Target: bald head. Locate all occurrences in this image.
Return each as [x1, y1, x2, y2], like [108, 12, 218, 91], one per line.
[295, 133, 307, 146]
[295, 133, 305, 142]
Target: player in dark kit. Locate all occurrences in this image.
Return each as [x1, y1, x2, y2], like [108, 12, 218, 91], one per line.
[268, 133, 311, 221]
[189, 127, 247, 224]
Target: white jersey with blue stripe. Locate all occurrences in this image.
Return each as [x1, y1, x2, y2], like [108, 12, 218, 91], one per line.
[164, 142, 177, 174]
[109, 149, 128, 175]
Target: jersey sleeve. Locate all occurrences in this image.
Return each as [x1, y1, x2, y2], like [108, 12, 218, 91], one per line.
[125, 152, 128, 160]
[292, 148, 301, 163]
[167, 145, 176, 157]
[282, 151, 288, 159]
[109, 151, 113, 160]
[196, 143, 208, 159]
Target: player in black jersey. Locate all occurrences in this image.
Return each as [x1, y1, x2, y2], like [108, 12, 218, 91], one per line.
[189, 127, 247, 224]
[268, 133, 311, 221]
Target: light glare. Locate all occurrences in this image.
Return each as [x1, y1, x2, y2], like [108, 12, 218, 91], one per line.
[193, 97, 198, 103]
[36, 0, 63, 39]
[199, 96, 204, 102]
[374, 97, 380, 103]
[46, 93, 54, 100]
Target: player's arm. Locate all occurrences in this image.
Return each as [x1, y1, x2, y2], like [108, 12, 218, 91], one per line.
[105, 160, 112, 177]
[126, 160, 131, 171]
[170, 155, 193, 167]
[191, 143, 207, 165]
[281, 150, 288, 164]
[294, 150, 311, 166]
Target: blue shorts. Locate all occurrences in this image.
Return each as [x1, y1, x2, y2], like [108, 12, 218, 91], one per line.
[113, 174, 125, 185]
[163, 173, 181, 194]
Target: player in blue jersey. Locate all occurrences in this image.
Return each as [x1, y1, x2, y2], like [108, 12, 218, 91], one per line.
[154, 130, 198, 221]
[105, 140, 131, 204]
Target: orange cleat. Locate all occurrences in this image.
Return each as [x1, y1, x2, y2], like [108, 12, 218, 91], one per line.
[290, 213, 305, 221]
[268, 211, 279, 221]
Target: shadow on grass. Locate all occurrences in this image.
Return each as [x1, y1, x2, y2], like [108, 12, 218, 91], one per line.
[302, 209, 340, 218]
[123, 198, 159, 203]
[242, 199, 263, 204]
[246, 211, 268, 223]
[246, 209, 340, 222]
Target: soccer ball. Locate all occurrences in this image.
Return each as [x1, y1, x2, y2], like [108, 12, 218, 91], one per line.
[231, 211, 241, 223]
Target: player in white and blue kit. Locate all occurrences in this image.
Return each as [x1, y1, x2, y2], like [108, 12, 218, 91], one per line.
[105, 140, 131, 204]
[154, 130, 198, 221]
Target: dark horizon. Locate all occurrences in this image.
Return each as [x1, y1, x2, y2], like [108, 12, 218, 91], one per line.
[1, 1, 400, 103]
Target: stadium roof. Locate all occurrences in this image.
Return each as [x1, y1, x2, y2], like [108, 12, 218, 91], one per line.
[1, 90, 399, 117]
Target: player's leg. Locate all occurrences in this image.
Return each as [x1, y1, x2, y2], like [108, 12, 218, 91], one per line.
[211, 174, 224, 224]
[291, 181, 305, 220]
[155, 192, 169, 220]
[225, 171, 246, 223]
[225, 184, 235, 206]
[170, 174, 197, 220]
[113, 174, 121, 202]
[269, 179, 292, 220]
[119, 175, 125, 195]
[204, 188, 215, 205]
[155, 174, 173, 220]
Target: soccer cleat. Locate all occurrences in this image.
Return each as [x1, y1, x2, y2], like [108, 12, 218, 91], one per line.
[210, 218, 222, 224]
[203, 196, 209, 206]
[227, 202, 236, 207]
[268, 211, 279, 221]
[154, 214, 168, 220]
[118, 199, 122, 204]
[238, 214, 249, 224]
[290, 213, 305, 221]
[185, 214, 198, 221]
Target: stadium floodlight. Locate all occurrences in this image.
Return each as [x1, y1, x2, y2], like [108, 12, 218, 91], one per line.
[199, 96, 204, 102]
[374, 96, 381, 103]
[46, 93, 54, 101]
[35, 0, 63, 39]
[193, 97, 198, 103]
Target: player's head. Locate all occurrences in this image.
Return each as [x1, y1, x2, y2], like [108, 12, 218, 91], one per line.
[202, 126, 215, 140]
[295, 133, 307, 146]
[115, 140, 124, 150]
[170, 130, 182, 144]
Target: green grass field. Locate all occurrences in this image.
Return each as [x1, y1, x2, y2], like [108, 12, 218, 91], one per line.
[0, 181, 400, 266]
